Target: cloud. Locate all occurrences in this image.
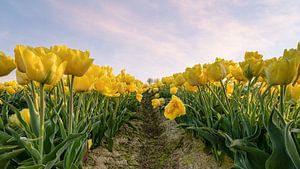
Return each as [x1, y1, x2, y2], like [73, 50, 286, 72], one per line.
[172, 0, 300, 60]
[1, 0, 300, 82]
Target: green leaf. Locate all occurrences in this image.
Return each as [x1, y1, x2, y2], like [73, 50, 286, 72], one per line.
[0, 145, 19, 153]
[0, 148, 25, 161]
[17, 164, 44, 169]
[43, 133, 84, 169]
[230, 139, 269, 169]
[265, 111, 296, 169]
[8, 127, 40, 163]
[285, 122, 300, 169]
[25, 94, 40, 136]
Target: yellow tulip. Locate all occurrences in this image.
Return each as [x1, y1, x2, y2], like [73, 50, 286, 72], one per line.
[226, 83, 234, 96]
[286, 84, 300, 101]
[14, 45, 27, 72]
[154, 93, 160, 98]
[74, 75, 94, 92]
[0, 52, 16, 76]
[230, 64, 247, 82]
[152, 87, 159, 93]
[9, 108, 30, 127]
[15, 46, 67, 85]
[20, 108, 30, 125]
[151, 98, 161, 109]
[162, 76, 175, 85]
[239, 51, 264, 80]
[173, 73, 186, 86]
[127, 83, 138, 93]
[206, 60, 229, 81]
[136, 94, 143, 102]
[94, 76, 119, 97]
[87, 139, 93, 150]
[183, 82, 198, 92]
[164, 95, 186, 120]
[170, 86, 178, 95]
[51, 45, 93, 77]
[265, 57, 299, 85]
[159, 98, 165, 105]
[117, 82, 127, 94]
[5, 86, 16, 94]
[16, 70, 30, 85]
[184, 65, 201, 86]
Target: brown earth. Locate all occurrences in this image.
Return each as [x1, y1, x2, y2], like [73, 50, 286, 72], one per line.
[84, 94, 233, 169]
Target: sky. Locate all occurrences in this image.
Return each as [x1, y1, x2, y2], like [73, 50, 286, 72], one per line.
[1, 0, 300, 82]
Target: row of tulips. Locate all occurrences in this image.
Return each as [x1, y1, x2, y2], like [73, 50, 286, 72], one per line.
[0, 45, 146, 168]
[150, 43, 300, 169]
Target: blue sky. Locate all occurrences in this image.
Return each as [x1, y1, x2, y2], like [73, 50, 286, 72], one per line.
[1, 0, 300, 82]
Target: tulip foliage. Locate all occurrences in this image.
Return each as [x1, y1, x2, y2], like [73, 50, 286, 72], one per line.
[0, 45, 145, 168]
[149, 43, 300, 169]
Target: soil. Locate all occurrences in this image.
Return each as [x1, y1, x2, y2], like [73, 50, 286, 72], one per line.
[84, 94, 233, 169]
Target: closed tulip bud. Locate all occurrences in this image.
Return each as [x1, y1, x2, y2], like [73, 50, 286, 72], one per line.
[226, 83, 234, 96]
[0, 52, 16, 76]
[164, 95, 186, 120]
[9, 108, 30, 127]
[152, 87, 159, 93]
[265, 57, 299, 85]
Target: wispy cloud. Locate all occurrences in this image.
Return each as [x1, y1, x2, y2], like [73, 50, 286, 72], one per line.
[1, 0, 300, 81]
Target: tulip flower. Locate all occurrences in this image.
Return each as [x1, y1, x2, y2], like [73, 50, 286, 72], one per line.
[151, 98, 161, 109]
[164, 95, 186, 120]
[230, 64, 247, 82]
[21, 48, 67, 85]
[170, 86, 178, 95]
[206, 60, 229, 82]
[14, 45, 27, 72]
[239, 51, 264, 80]
[16, 70, 30, 85]
[136, 94, 143, 102]
[51, 45, 93, 77]
[0, 52, 16, 76]
[265, 57, 299, 85]
[173, 73, 186, 86]
[8, 108, 30, 127]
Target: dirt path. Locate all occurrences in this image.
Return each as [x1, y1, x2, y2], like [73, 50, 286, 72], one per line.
[84, 94, 233, 169]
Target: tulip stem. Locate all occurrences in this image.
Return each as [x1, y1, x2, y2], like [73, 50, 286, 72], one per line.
[30, 82, 38, 110]
[280, 85, 286, 116]
[38, 83, 45, 164]
[68, 75, 75, 134]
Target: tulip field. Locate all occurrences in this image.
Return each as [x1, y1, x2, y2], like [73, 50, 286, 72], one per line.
[1, 43, 300, 169]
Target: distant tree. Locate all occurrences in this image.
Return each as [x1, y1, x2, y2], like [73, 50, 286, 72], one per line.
[147, 78, 153, 85]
